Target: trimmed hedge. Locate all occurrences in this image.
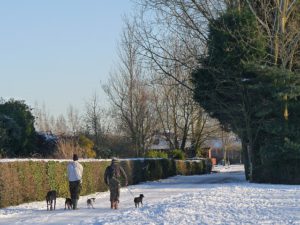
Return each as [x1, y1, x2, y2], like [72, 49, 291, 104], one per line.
[0, 158, 211, 208]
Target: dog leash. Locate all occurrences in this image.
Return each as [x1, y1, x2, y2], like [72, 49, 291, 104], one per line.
[92, 186, 135, 199]
[93, 191, 104, 198]
[126, 186, 135, 198]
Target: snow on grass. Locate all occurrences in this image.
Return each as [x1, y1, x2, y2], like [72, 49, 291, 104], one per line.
[0, 165, 299, 225]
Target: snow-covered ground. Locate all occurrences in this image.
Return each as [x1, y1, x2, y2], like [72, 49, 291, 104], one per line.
[0, 165, 299, 225]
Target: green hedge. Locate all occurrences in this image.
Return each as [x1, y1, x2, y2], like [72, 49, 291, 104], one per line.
[0, 158, 211, 208]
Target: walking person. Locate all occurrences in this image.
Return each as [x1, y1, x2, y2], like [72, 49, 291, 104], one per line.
[67, 154, 83, 210]
[104, 158, 128, 209]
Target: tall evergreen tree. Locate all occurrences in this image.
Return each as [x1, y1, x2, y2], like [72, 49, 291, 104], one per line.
[0, 99, 36, 157]
[192, 7, 300, 183]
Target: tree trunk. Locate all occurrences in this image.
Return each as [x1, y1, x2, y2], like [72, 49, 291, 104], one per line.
[241, 139, 250, 180]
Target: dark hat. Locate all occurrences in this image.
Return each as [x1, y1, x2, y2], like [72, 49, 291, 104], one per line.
[111, 157, 119, 163]
[73, 154, 79, 161]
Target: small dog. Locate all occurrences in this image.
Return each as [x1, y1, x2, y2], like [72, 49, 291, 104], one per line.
[46, 190, 57, 211]
[87, 198, 95, 209]
[65, 198, 73, 210]
[134, 194, 144, 208]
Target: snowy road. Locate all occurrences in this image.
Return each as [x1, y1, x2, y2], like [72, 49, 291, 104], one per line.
[0, 165, 299, 225]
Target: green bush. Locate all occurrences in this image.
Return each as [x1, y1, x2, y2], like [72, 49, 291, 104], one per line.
[170, 149, 185, 160]
[145, 150, 168, 158]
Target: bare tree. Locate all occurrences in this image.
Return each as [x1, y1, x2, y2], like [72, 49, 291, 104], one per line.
[103, 19, 157, 157]
[33, 102, 53, 132]
[132, 1, 228, 154]
[67, 105, 81, 136]
[84, 93, 105, 156]
[190, 110, 221, 155]
[133, 0, 226, 87]
[152, 68, 219, 156]
[54, 114, 68, 135]
[152, 75, 191, 151]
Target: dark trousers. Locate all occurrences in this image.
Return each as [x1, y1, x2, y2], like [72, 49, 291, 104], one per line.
[69, 180, 81, 200]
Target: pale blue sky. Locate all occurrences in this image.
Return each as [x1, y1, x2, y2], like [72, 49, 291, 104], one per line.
[0, 0, 133, 117]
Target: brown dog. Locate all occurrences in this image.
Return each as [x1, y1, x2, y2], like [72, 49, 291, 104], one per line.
[65, 198, 73, 210]
[87, 198, 95, 209]
[46, 190, 57, 211]
[134, 194, 144, 208]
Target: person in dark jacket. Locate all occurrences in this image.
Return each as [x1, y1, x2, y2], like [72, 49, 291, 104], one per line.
[104, 158, 128, 209]
[67, 154, 83, 210]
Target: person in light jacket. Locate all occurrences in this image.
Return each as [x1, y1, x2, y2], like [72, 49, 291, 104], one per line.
[67, 154, 83, 210]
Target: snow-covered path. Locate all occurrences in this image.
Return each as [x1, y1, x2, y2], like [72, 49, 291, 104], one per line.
[0, 165, 299, 225]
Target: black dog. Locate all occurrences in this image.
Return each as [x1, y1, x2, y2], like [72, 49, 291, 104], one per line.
[87, 198, 95, 209]
[134, 194, 144, 208]
[46, 190, 57, 211]
[65, 198, 73, 210]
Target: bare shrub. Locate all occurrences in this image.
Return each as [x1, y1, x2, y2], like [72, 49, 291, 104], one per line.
[54, 139, 81, 159]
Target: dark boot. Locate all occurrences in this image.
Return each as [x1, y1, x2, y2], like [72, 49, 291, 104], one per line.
[72, 199, 78, 210]
[110, 201, 114, 209]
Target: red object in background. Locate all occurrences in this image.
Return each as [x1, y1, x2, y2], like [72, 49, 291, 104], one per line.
[211, 158, 217, 165]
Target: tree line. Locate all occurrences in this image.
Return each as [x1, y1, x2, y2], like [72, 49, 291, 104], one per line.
[0, 92, 226, 159]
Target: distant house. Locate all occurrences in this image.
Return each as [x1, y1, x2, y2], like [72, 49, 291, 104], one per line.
[148, 133, 192, 151]
[148, 132, 242, 163]
[208, 137, 242, 165]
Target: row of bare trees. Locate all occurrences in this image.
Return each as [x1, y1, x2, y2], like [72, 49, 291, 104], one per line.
[34, 97, 105, 138]
[33, 94, 109, 158]
[103, 17, 224, 157]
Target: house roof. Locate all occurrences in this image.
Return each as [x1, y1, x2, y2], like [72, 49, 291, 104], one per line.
[148, 135, 192, 150]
